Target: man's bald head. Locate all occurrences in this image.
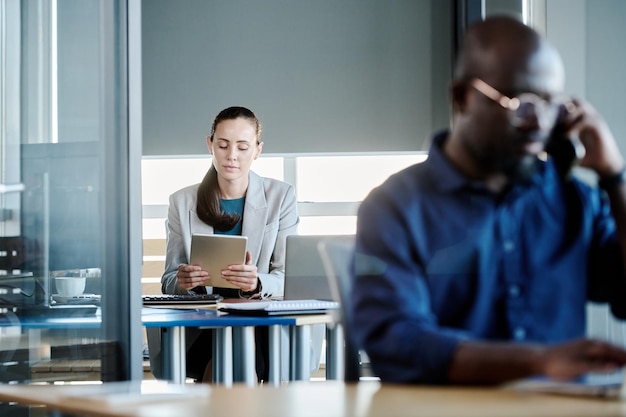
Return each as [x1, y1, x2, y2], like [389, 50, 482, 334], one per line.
[446, 15, 567, 190]
[454, 15, 563, 89]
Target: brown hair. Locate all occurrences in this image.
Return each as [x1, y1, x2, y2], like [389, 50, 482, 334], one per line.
[196, 106, 261, 231]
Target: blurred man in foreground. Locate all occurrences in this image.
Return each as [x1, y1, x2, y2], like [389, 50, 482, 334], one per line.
[352, 15, 626, 384]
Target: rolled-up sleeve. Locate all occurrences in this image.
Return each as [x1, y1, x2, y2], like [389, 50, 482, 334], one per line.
[351, 184, 468, 384]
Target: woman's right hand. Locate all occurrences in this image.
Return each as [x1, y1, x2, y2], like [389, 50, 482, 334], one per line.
[176, 263, 209, 291]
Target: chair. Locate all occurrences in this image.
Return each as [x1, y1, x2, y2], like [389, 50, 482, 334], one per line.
[318, 236, 361, 382]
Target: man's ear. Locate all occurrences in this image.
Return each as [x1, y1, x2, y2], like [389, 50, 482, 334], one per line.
[451, 81, 469, 113]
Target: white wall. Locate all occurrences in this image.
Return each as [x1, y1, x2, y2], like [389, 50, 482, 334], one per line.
[547, 0, 626, 156]
[141, 0, 453, 156]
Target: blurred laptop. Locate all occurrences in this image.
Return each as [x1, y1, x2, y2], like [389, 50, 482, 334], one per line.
[507, 370, 626, 399]
[283, 234, 354, 301]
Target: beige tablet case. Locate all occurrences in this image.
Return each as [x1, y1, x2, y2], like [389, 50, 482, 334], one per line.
[189, 234, 247, 289]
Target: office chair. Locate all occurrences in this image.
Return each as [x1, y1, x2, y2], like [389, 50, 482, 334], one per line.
[318, 236, 361, 382]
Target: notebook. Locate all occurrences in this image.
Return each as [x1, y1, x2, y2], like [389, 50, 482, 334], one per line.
[218, 299, 339, 316]
[283, 234, 354, 301]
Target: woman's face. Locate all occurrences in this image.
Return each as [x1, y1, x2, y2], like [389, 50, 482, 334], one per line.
[208, 117, 263, 183]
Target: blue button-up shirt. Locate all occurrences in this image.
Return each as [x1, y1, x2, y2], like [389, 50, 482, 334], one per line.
[351, 131, 626, 384]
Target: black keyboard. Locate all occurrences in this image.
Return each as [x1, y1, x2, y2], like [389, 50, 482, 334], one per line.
[142, 293, 223, 306]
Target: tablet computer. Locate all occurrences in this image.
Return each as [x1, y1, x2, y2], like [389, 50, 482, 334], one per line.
[189, 234, 248, 289]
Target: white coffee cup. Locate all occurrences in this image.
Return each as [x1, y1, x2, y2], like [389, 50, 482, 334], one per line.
[55, 276, 86, 297]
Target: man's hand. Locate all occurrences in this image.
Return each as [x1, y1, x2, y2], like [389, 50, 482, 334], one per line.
[563, 99, 624, 177]
[449, 337, 626, 385]
[539, 338, 626, 381]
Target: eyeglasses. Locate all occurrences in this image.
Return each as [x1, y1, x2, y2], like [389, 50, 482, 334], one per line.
[470, 78, 570, 129]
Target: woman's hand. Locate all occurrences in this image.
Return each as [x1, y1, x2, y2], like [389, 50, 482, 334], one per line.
[221, 251, 259, 292]
[176, 263, 209, 291]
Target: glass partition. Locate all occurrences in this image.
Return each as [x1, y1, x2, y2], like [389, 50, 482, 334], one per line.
[0, 0, 141, 400]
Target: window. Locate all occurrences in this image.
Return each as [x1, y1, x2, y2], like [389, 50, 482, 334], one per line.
[141, 153, 427, 239]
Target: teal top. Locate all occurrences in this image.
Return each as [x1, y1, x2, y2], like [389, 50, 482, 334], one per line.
[218, 197, 245, 235]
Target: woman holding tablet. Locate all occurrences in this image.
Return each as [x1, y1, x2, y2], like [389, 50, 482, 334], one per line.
[161, 106, 299, 382]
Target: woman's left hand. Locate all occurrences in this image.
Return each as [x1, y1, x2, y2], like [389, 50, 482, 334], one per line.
[221, 250, 259, 292]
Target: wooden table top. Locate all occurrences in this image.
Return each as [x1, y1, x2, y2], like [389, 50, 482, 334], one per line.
[1, 380, 626, 417]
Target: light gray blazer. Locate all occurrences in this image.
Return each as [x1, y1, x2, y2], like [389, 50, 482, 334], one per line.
[161, 170, 299, 297]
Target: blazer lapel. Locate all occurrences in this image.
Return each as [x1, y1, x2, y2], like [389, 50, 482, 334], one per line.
[189, 207, 214, 234]
[242, 172, 268, 259]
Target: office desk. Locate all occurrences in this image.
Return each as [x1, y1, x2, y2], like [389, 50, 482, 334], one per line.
[1, 380, 625, 417]
[143, 307, 337, 385]
[17, 307, 338, 386]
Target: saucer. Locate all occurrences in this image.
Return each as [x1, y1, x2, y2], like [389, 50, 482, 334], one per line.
[52, 293, 101, 305]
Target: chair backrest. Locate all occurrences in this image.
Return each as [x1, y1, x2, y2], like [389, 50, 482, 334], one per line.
[318, 236, 361, 382]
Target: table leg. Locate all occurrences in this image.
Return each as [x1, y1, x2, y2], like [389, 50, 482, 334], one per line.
[289, 324, 311, 381]
[325, 322, 344, 380]
[160, 326, 185, 384]
[212, 327, 233, 386]
[268, 325, 282, 386]
[27, 329, 44, 363]
[232, 326, 255, 386]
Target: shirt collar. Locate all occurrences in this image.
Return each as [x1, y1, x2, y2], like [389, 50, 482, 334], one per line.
[425, 130, 475, 193]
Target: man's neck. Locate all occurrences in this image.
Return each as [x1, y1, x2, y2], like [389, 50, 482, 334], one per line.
[442, 133, 509, 194]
